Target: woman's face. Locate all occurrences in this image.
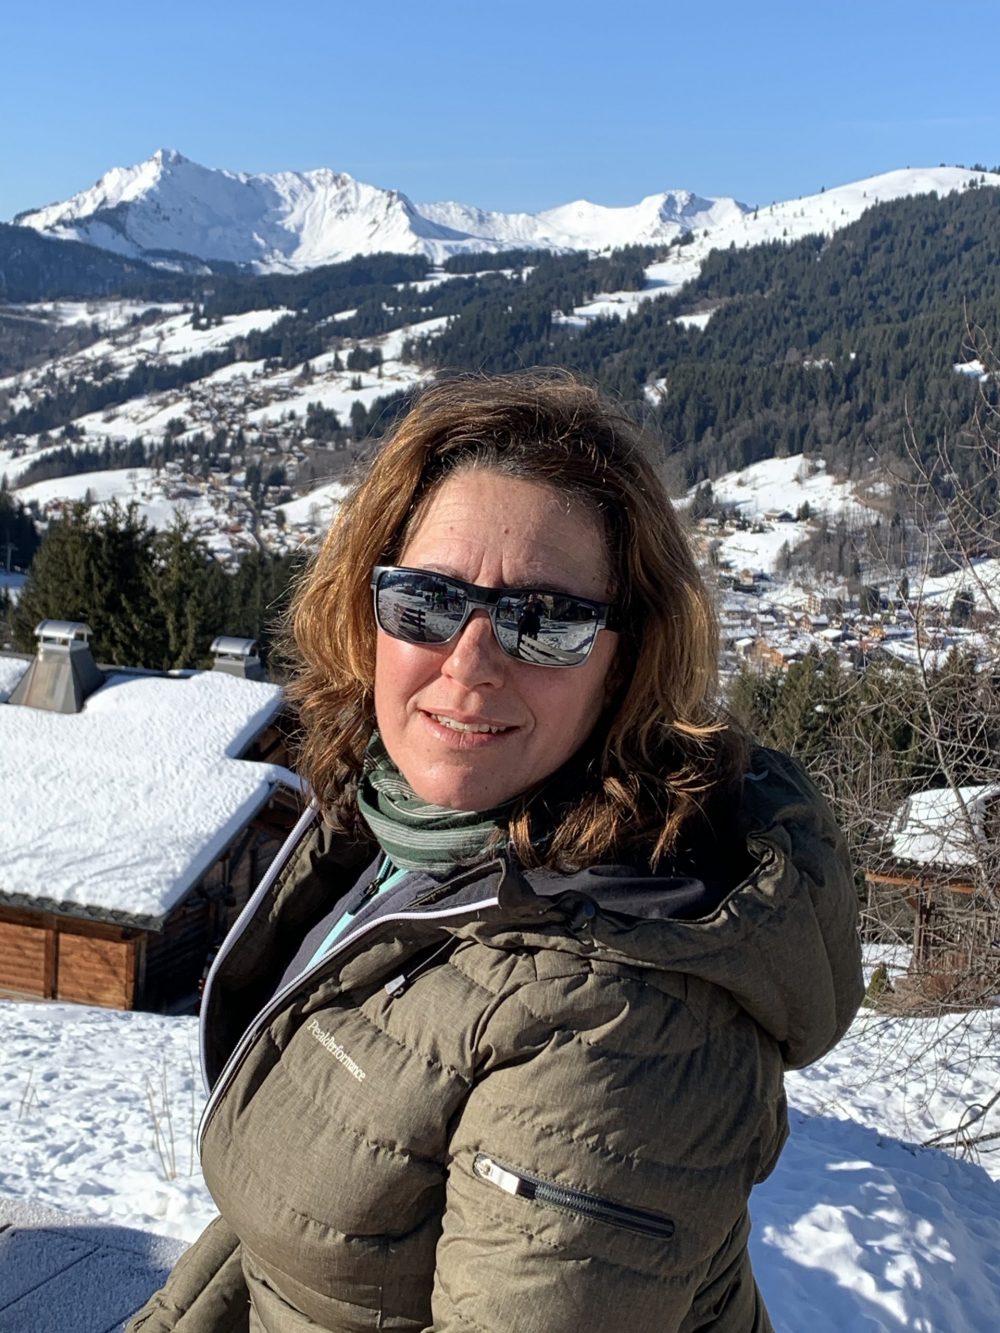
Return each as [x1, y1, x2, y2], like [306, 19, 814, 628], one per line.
[374, 469, 618, 811]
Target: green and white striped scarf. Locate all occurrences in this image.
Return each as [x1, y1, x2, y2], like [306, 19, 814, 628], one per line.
[356, 733, 514, 873]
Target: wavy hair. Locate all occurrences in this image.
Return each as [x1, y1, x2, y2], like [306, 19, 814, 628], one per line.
[282, 369, 747, 866]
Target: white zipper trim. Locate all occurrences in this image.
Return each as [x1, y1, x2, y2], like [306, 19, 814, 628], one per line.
[198, 800, 320, 1094]
[197, 891, 500, 1151]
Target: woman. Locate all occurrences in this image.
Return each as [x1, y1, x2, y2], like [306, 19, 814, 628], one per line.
[130, 371, 862, 1332]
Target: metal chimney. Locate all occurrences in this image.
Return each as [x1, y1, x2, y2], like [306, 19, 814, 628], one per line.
[210, 635, 265, 681]
[8, 621, 105, 713]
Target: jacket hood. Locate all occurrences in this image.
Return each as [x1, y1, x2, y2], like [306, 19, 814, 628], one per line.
[480, 748, 862, 1070]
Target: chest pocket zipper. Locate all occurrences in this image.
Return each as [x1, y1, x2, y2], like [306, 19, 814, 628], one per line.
[473, 1153, 675, 1240]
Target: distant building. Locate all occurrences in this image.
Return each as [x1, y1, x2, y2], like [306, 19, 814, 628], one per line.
[866, 783, 1000, 1006]
[0, 626, 301, 1012]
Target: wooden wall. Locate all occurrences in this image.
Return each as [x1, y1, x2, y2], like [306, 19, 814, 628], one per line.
[0, 909, 138, 1009]
[0, 918, 48, 996]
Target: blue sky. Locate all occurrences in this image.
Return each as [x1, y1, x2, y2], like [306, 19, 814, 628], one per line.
[3, 1, 999, 220]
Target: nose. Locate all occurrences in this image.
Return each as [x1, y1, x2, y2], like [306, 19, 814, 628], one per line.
[440, 610, 506, 688]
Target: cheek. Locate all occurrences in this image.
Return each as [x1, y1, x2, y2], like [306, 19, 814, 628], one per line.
[373, 635, 418, 726]
[534, 650, 614, 747]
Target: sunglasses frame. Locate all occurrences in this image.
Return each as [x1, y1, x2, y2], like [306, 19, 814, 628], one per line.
[370, 564, 620, 668]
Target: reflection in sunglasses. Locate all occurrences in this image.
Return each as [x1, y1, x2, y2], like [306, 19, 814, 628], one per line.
[372, 565, 615, 668]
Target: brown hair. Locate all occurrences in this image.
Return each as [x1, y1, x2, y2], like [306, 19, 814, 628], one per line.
[283, 369, 747, 866]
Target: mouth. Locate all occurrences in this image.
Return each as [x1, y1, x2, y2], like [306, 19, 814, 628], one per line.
[426, 712, 513, 736]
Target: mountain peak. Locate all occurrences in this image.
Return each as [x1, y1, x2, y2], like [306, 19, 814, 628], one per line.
[14, 154, 998, 275]
[151, 148, 187, 167]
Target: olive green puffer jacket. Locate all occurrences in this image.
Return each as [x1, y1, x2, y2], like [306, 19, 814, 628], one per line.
[128, 749, 862, 1332]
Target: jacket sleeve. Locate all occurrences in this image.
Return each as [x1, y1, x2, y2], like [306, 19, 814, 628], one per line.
[427, 968, 783, 1333]
[125, 1214, 249, 1332]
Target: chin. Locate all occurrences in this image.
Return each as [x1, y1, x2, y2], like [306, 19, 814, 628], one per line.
[406, 766, 518, 813]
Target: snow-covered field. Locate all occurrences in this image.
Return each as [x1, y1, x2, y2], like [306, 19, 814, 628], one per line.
[1, 981, 997, 1330]
[684, 454, 883, 579]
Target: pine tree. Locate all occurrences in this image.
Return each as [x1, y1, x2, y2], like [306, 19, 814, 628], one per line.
[148, 517, 229, 669]
[82, 501, 158, 664]
[12, 503, 103, 652]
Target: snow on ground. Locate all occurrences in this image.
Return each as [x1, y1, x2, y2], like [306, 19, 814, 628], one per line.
[0, 571, 26, 604]
[714, 524, 802, 575]
[0, 442, 70, 487]
[0, 1004, 208, 1241]
[130, 487, 224, 534]
[394, 271, 454, 294]
[246, 360, 425, 429]
[19, 300, 186, 331]
[691, 455, 881, 575]
[1, 307, 292, 402]
[674, 308, 716, 330]
[953, 359, 989, 381]
[200, 357, 269, 386]
[704, 455, 868, 520]
[0, 667, 291, 921]
[7, 464, 237, 538]
[918, 557, 1000, 613]
[278, 478, 349, 529]
[1, 991, 998, 1328]
[754, 1099, 1000, 1330]
[74, 393, 202, 439]
[369, 315, 448, 363]
[14, 467, 159, 509]
[556, 166, 1000, 332]
[0, 653, 29, 700]
[152, 309, 291, 362]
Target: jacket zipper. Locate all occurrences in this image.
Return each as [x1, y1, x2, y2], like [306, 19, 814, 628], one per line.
[473, 1153, 675, 1240]
[383, 936, 460, 998]
[197, 892, 501, 1152]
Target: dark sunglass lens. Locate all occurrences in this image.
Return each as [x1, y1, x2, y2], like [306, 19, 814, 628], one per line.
[494, 593, 599, 666]
[377, 570, 467, 644]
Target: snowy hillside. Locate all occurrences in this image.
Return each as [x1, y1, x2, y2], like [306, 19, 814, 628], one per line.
[0, 297, 441, 562]
[17, 150, 1000, 273]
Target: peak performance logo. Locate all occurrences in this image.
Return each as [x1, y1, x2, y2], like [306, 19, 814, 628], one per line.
[306, 1017, 367, 1082]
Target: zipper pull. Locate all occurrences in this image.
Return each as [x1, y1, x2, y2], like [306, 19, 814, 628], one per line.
[349, 857, 394, 916]
[384, 937, 458, 1001]
[473, 1153, 526, 1196]
[348, 881, 381, 915]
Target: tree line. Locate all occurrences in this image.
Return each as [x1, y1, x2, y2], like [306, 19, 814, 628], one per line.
[7, 502, 301, 670]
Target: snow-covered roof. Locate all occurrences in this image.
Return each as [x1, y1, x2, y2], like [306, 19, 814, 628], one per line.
[0, 654, 38, 700]
[890, 783, 1000, 869]
[0, 662, 294, 926]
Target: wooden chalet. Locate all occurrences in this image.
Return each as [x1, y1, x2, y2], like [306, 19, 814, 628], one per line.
[866, 783, 1000, 1006]
[0, 625, 302, 1012]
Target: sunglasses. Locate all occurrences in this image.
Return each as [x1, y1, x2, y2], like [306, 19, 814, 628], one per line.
[371, 565, 620, 668]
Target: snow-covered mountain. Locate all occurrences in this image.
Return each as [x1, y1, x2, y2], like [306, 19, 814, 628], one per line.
[13, 151, 1000, 276]
[14, 149, 750, 271]
[418, 189, 747, 253]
